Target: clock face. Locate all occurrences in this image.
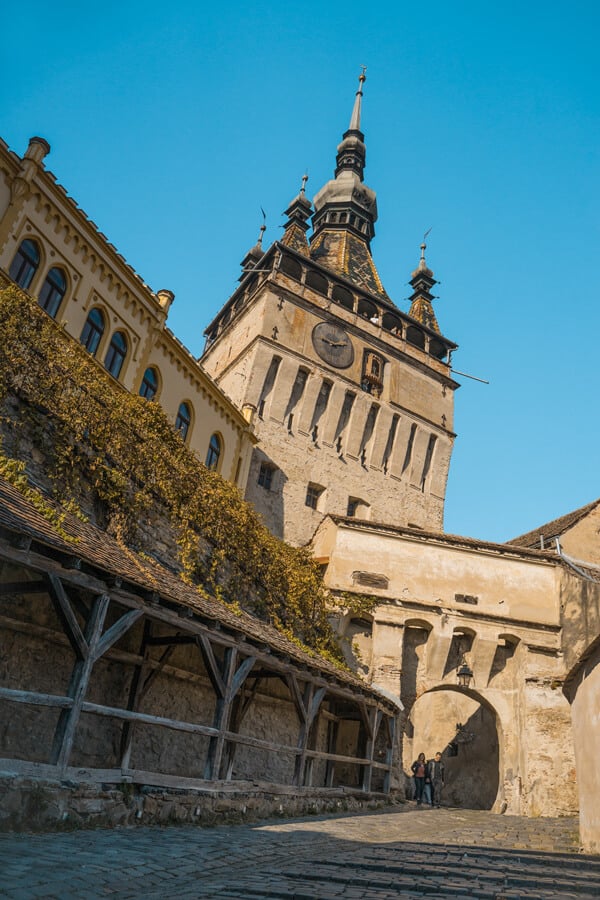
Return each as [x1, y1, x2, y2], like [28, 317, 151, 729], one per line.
[312, 322, 354, 369]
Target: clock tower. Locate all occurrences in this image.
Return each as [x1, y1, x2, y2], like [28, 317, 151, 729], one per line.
[201, 73, 459, 546]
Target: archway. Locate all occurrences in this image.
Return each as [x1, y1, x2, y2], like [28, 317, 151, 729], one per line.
[404, 686, 500, 810]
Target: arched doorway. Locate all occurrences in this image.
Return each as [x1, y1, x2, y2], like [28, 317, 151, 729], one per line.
[404, 687, 500, 809]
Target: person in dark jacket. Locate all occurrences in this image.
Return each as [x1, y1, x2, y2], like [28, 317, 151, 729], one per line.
[411, 752, 428, 805]
[428, 752, 445, 808]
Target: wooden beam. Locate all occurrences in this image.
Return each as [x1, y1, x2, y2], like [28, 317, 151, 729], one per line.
[119, 619, 153, 770]
[94, 608, 143, 661]
[0, 537, 400, 716]
[45, 573, 87, 660]
[361, 708, 381, 792]
[0, 687, 391, 769]
[231, 655, 257, 696]
[197, 634, 226, 699]
[204, 646, 237, 780]
[293, 685, 326, 787]
[49, 592, 110, 771]
[383, 715, 396, 795]
[223, 675, 262, 781]
[324, 718, 339, 788]
[204, 651, 256, 781]
[0, 687, 72, 709]
[139, 645, 176, 702]
[285, 672, 307, 723]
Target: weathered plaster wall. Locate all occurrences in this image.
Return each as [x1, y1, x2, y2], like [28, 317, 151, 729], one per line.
[315, 519, 580, 817]
[568, 645, 600, 852]
[560, 570, 600, 851]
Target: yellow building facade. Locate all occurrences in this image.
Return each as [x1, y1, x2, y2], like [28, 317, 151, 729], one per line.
[0, 135, 256, 487]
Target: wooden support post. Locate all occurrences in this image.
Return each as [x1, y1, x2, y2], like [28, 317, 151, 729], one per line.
[46, 573, 87, 660]
[119, 619, 153, 770]
[293, 684, 326, 787]
[361, 707, 381, 793]
[201, 640, 256, 781]
[324, 716, 339, 788]
[383, 715, 396, 794]
[50, 592, 110, 770]
[223, 675, 262, 781]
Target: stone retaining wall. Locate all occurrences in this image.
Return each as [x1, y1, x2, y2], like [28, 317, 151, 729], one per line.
[0, 775, 399, 832]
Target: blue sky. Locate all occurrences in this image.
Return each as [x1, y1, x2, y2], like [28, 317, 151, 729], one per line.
[3, 1, 599, 543]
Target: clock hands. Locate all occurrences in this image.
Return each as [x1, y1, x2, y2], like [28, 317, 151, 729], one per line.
[321, 337, 347, 347]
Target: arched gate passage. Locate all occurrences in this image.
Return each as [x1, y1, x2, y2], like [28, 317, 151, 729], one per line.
[404, 686, 501, 810]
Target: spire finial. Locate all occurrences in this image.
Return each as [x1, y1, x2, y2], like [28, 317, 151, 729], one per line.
[349, 66, 367, 131]
[257, 207, 267, 246]
[419, 227, 432, 270]
[300, 172, 308, 195]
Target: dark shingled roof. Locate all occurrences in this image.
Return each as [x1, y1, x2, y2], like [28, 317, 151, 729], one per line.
[506, 499, 600, 550]
[0, 477, 396, 707]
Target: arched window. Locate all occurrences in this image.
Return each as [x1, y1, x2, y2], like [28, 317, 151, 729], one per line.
[305, 270, 328, 296]
[139, 366, 159, 400]
[80, 308, 105, 355]
[9, 239, 40, 289]
[104, 331, 128, 379]
[38, 267, 66, 318]
[175, 402, 192, 440]
[205, 433, 222, 470]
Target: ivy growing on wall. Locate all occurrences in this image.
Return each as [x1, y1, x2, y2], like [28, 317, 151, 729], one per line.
[0, 284, 344, 662]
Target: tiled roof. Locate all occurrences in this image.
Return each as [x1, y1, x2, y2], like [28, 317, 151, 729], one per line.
[0, 478, 394, 705]
[506, 499, 600, 549]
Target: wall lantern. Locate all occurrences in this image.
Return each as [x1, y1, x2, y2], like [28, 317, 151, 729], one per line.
[457, 657, 473, 688]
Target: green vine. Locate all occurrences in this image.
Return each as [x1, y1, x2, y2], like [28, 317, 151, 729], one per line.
[0, 284, 344, 663]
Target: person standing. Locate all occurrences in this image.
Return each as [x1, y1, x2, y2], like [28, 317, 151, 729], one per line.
[411, 752, 427, 805]
[428, 752, 445, 808]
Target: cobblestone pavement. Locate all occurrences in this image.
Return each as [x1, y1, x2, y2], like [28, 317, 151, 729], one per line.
[1, 805, 599, 899]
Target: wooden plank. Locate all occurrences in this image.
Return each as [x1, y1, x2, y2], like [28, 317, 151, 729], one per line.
[50, 592, 110, 770]
[45, 573, 87, 660]
[82, 699, 220, 737]
[0, 756, 391, 793]
[0, 687, 72, 709]
[94, 608, 143, 661]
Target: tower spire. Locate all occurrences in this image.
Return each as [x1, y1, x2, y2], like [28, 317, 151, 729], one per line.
[308, 68, 387, 298]
[348, 66, 367, 131]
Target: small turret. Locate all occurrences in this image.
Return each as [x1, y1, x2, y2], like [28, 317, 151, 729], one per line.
[239, 221, 266, 280]
[408, 241, 441, 333]
[280, 174, 312, 255]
